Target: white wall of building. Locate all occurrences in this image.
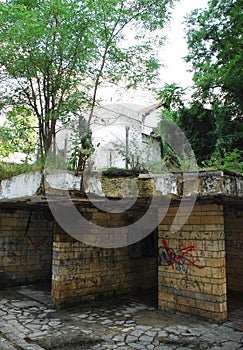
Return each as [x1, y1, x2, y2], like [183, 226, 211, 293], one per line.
[56, 102, 161, 171]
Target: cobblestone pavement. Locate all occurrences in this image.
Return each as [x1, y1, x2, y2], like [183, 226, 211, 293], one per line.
[0, 286, 242, 350]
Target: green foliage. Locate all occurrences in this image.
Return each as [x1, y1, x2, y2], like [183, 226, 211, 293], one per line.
[157, 84, 211, 167]
[182, 0, 243, 172]
[202, 149, 243, 174]
[68, 131, 100, 174]
[178, 102, 217, 164]
[185, 0, 243, 115]
[113, 129, 143, 171]
[0, 162, 40, 182]
[157, 113, 198, 172]
[0, 0, 175, 157]
[157, 80, 243, 172]
[158, 83, 186, 113]
[0, 107, 36, 161]
[212, 103, 243, 156]
[156, 2, 243, 174]
[113, 128, 162, 172]
[105, 167, 122, 172]
[144, 138, 163, 173]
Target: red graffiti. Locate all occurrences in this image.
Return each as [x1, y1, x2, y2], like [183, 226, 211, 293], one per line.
[28, 236, 48, 253]
[159, 239, 205, 274]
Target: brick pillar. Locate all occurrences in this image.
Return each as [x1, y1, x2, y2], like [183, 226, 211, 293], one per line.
[225, 206, 243, 292]
[158, 203, 227, 322]
[51, 231, 77, 306]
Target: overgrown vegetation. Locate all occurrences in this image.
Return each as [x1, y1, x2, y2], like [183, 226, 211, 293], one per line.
[0, 162, 41, 182]
[0, 0, 242, 177]
[0, 107, 36, 161]
[0, 0, 174, 160]
[157, 83, 243, 174]
[156, 0, 242, 174]
[202, 149, 243, 174]
[113, 128, 162, 173]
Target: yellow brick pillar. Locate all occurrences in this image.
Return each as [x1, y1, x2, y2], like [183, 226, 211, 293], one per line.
[158, 203, 227, 322]
[51, 230, 78, 307]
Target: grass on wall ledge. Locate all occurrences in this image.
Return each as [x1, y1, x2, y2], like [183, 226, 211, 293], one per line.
[0, 162, 41, 182]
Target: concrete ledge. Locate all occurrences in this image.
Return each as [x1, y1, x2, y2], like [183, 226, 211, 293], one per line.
[0, 170, 242, 200]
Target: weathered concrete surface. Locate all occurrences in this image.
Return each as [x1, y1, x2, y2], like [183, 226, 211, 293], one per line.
[0, 171, 81, 200]
[1, 170, 243, 200]
[0, 286, 242, 350]
[0, 172, 42, 199]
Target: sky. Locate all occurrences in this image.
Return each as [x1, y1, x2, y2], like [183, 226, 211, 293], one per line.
[159, 0, 208, 88]
[99, 0, 209, 105]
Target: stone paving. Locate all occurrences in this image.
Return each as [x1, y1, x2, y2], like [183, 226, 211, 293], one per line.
[0, 286, 242, 350]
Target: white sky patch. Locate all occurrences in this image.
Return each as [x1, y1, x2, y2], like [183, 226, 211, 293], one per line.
[159, 0, 208, 88]
[99, 1, 209, 104]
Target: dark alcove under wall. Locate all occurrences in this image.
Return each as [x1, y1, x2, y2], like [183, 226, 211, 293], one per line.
[0, 205, 54, 289]
[224, 205, 243, 316]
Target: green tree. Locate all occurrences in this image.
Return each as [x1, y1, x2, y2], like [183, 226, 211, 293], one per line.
[178, 102, 216, 164]
[157, 83, 217, 166]
[0, 0, 175, 159]
[184, 0, 243, 167]
[0, 107, 36, 161]
[157, 83, 185, 113]
[185, 0, 243, 115]
[157, 1, 243, 172]
[157, 82, 243, 172]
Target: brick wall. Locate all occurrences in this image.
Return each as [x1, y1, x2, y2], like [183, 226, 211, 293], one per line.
[225, 206, 243, 292]
[0, 206, 54, 287]
[1, 198, 241, 322]
[158, 203, 227, 322]
[51, 203, 157, 307]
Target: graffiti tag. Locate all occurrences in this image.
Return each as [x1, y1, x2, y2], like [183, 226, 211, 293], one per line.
[158, 239, 205, 274]
[28, 236, 48, 253]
